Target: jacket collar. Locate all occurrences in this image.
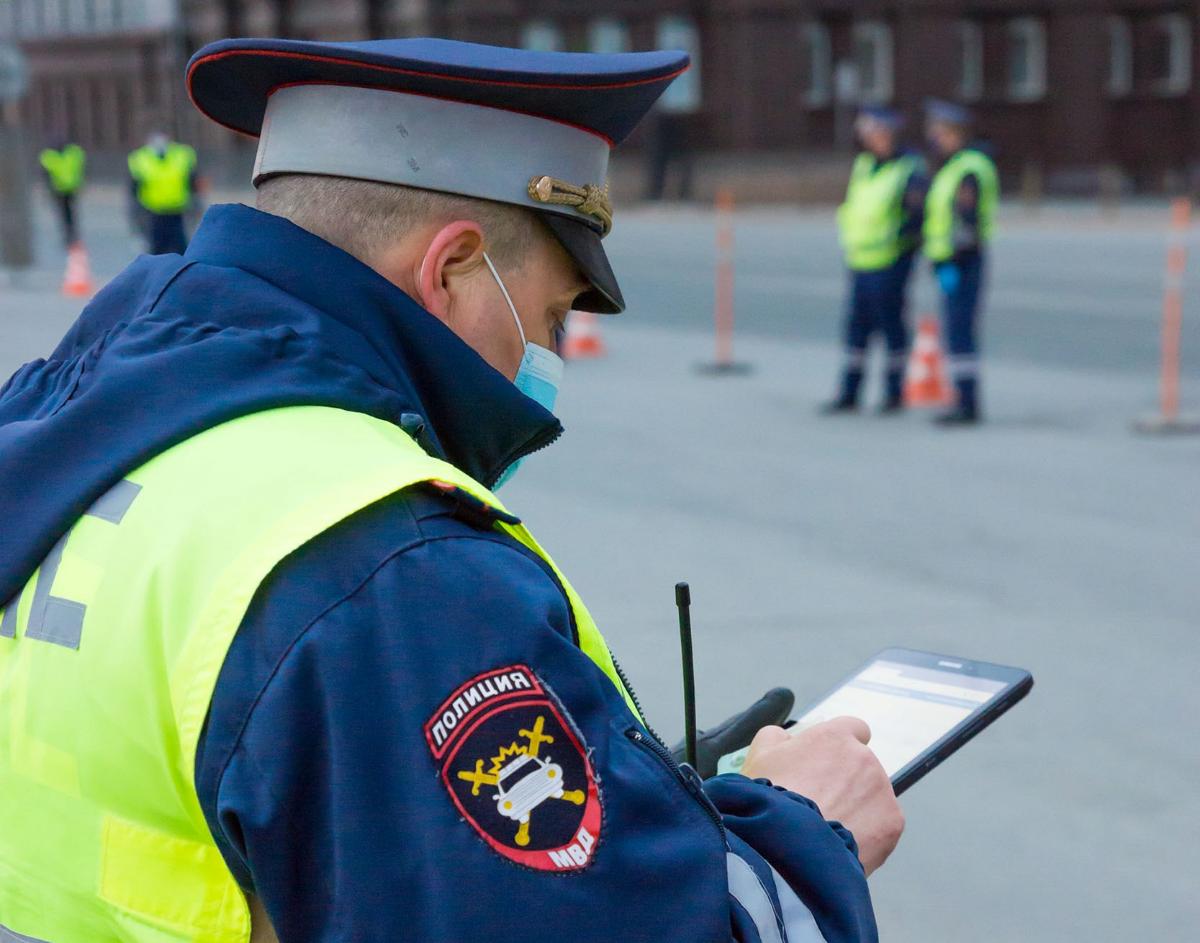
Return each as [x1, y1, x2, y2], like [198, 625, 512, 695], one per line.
[185, 203, 562, 487]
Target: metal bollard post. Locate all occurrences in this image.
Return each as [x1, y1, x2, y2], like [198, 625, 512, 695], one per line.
[696, 187, 751, 375]
[1134, 197, 1200, 434]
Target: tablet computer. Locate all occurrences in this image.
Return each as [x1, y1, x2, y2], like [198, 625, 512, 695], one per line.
[717, 647, 1033, 795]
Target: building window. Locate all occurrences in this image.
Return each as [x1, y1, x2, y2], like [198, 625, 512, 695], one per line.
[1106, 16, 1133, 97]
[588, 18, 629, 54]
[655, 14, 701, 112]
[62, 0, 106, 33]
[521, 20, 563, 53]
[959, 21, 984, 101]
[63, 0, 80, 33]
[115, 77, 132, 146]
[36, 83, 53, 136]
[803, 22, 832, 107]
[32, 0, 48, 35]
[1007, 17, 1047, 101]
[852, 20, 893, 103]
[90, 79, 108, 147]
[1151, 13, 1191, 96]
[92, 0, 117, 33]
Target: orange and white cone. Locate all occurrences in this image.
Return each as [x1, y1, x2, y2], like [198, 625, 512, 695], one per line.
[904, 315, 953, 407]
[562, 310, 607, 360]
[61, 242, 95, 298]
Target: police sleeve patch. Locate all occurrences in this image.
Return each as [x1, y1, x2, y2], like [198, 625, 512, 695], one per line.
[424, 665, 602, 872]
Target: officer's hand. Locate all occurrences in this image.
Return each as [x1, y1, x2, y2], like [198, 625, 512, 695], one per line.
[936, 263, 961, 295]
[669, 687, 794, 778]
[740, 718, 904, 876]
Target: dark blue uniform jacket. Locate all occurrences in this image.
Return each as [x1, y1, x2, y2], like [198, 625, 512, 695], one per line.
[0, 205, 876, 942]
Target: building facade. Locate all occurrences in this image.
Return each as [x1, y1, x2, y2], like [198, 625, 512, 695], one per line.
[439, 0, 1200, 193]
[4, 0, 1198, 192]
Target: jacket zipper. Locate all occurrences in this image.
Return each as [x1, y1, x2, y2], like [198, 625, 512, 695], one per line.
[625, 728, 726, 841]
[611, 654, 666, 744]
[613, 656, 726, 841]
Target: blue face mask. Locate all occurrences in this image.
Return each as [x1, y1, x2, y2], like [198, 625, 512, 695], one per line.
[483, 252, 564, 489]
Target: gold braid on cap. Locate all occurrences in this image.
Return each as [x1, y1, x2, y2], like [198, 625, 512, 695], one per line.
[528, 175, 613, 236]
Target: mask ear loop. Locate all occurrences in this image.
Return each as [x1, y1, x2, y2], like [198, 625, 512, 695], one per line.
[483, 251, 527, 350]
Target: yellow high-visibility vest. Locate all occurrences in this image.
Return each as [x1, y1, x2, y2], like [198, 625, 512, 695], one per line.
[0, 406, 638, 942]
[128, 142, 197, 214]
[836, 152, 922, 271]
[923, 148, 999, 263]
[39, 144, 87, 195]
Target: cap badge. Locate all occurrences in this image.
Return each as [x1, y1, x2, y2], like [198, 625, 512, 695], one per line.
[528, 175, 613, 236]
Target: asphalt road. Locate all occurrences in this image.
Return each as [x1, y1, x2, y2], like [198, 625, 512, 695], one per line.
[3, 189, 1198, 941]
[11, 186, 1200, 381]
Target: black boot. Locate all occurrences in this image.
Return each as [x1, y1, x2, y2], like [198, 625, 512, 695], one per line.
[879, 367, 905, 414]
[820, 397, 860, 415]
[821, 366, 862, 415]
[934, 377, 980, 425]
[933, 406, 979, 425]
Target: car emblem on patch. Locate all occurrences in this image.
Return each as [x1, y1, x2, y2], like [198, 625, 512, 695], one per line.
[424, 664, 601, 871]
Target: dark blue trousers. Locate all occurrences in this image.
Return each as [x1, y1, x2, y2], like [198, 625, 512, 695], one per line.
[148, 213, 189, 256]
[55, 193, 79, 246]
[938, 252, 985, 414]
[837, 252, 915, 405]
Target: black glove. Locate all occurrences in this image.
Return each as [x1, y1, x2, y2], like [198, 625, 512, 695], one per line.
[670, 687, 795, 779]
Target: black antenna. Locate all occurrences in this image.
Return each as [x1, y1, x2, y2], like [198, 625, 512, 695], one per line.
[675, 581, 698, 769]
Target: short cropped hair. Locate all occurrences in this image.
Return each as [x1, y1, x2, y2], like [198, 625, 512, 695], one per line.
[255, 174, 541, 268]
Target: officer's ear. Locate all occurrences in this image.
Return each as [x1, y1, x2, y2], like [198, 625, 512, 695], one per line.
[413, 220, 486, 323]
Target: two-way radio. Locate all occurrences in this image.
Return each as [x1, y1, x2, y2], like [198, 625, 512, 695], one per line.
[675, 581, 698, 770]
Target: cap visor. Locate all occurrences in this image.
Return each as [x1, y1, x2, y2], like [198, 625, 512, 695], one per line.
[540, 213, 624, 314]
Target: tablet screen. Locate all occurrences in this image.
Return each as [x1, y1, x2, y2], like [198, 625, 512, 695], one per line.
[792, 658, 1008, 776]
[718, 656, 1009, 778]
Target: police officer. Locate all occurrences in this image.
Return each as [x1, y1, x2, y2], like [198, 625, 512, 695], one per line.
[0, 38, 903, 942]
[823, 107, 926, 415]
[38, 136, 86, 246]
[127, 128, 199, 255]
[923, 100, 999, 425]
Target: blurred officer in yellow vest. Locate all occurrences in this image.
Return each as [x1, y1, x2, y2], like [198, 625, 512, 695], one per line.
[128, 130, 200, 255]
[823, 107, 927, 415]
[39, 137, 86, 247]
[923, 99, 999, 426]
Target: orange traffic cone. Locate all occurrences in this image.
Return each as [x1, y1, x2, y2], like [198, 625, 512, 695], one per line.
[61, 242, 94, 298]
[562, 310, 607, 360]
[904, 315, 953, 407]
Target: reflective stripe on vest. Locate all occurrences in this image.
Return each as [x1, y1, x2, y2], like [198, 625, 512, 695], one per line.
[836, 152, 920, 272]
[39, 146, 86, 196]
[0, 406, 639, 943]
[922, 149, 999, 263]
[128, 143, 196, 214]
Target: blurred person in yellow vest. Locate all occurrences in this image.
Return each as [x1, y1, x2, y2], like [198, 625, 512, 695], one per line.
[128, 129, 201, 255]
[923, 99, 999, 426]
[822, 107, 927, 414]
[39, 136, 86, 247]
